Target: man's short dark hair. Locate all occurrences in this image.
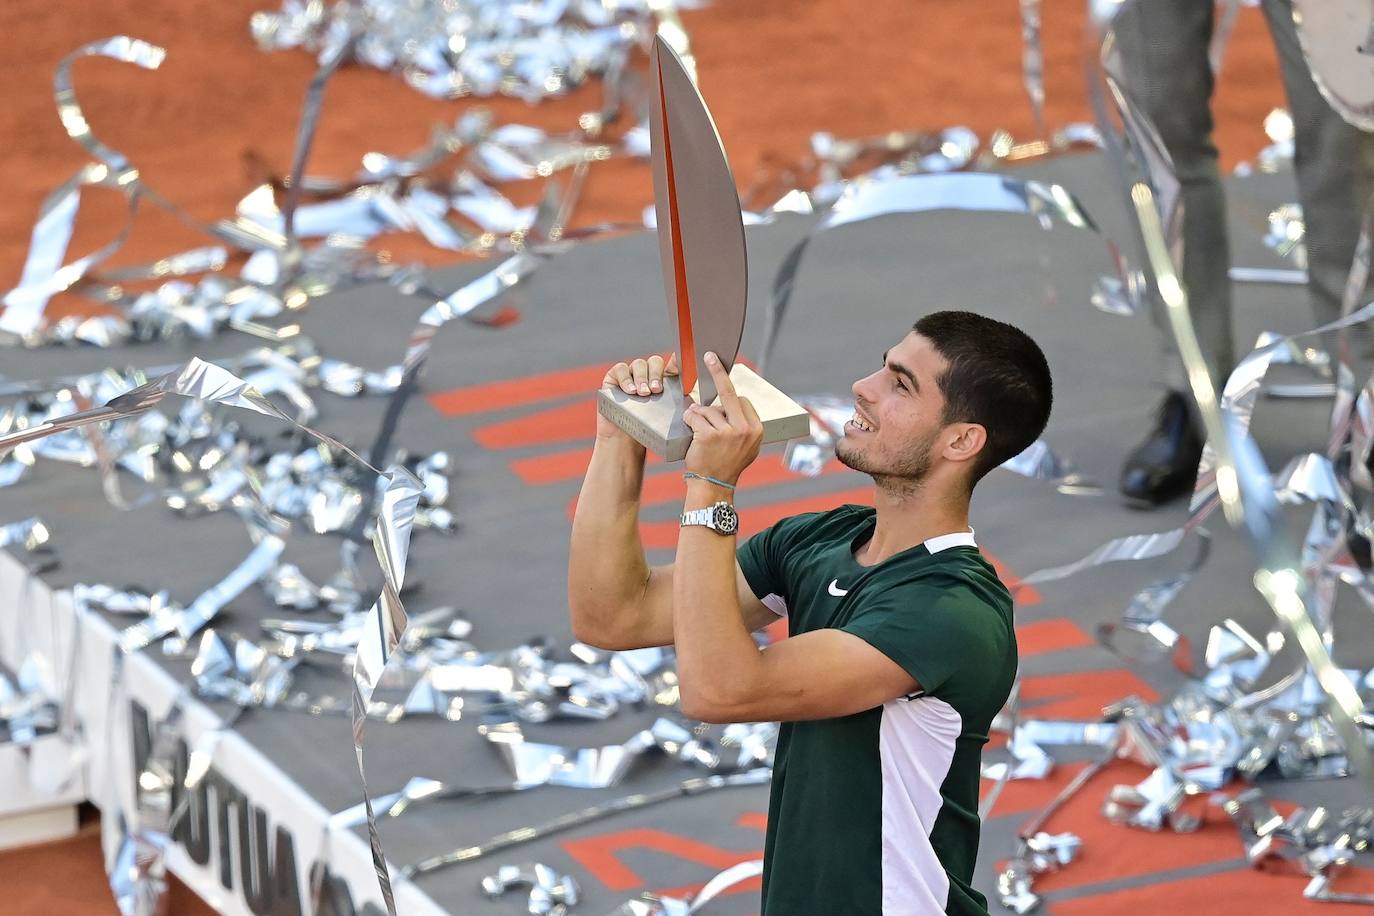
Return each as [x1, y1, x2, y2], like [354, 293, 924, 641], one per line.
[912, 310, 1053, 488]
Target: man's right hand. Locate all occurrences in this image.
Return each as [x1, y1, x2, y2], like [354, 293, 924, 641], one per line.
[596, 353, 679, 442]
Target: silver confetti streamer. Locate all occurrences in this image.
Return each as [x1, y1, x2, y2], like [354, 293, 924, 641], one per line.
[481, 863, 580, 915]
[0, 356, 434, 911]
[349, 468, 424, 914]
[994, 4, 1374, 907]
[1019, 0, 1045, 136]
[401, 769, 771, 878]
[1, 37, 165, 338]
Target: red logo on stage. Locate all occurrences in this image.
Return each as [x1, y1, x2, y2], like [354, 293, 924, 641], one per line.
[562, 815, 766, 901]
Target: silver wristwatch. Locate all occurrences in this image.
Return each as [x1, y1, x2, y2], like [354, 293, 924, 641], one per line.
[680, 501, 739, 536]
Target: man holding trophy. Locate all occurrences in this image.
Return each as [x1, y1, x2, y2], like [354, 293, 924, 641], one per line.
[568, 37, 1053, 916]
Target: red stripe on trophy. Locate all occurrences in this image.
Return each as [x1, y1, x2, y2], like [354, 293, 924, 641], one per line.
[657, 64, 698, 397]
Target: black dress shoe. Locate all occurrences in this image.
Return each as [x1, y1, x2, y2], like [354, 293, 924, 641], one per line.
[1119, 391, 1204, 508]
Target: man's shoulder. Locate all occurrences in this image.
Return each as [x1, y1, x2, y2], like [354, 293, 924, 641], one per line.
[922, 548, 1012, 608]
[862, 555, 1013, 628]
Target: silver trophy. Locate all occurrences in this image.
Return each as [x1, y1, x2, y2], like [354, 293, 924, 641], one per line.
[596, 36, 810, 461]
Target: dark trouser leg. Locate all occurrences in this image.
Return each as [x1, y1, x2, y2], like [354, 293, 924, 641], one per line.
[1115, 0, 1235, 392]
[1113, 1, 1220, 505]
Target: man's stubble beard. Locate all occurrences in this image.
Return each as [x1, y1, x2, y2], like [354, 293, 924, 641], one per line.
[835, 427, 938, 497]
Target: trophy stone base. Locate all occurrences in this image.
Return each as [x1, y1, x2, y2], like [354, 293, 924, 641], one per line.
[596, 363, 812, 462]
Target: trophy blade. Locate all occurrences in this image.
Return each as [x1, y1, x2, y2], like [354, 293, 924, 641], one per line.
[648, 35, 748, 409]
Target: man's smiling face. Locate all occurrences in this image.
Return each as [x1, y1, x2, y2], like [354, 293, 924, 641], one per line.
[835, 332, 952, 486]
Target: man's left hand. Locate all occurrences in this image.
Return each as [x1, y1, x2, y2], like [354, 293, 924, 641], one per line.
[682, 351, 763, 485]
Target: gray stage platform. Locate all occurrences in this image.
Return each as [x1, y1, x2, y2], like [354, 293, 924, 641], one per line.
[3, 152, 1368, 914]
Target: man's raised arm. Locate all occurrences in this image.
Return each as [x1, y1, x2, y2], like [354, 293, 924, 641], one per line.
[569, 353, 775, 650]
[568, 356, 673, 649]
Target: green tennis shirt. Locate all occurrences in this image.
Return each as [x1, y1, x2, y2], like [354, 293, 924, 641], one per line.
[736, 504, 1017, 915]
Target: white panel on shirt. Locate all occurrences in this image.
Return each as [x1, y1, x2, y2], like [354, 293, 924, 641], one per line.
[878, 695, 961, 914]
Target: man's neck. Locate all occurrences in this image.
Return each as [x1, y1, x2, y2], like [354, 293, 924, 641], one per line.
[855, 482, 971, 567]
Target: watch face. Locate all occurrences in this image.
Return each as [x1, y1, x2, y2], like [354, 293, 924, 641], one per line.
[712, 502, 739, 535]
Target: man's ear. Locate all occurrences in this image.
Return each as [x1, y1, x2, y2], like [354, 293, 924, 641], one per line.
[944, 423, 987, 466]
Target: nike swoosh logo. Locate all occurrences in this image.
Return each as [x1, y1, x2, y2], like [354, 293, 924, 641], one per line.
[828, 579, 849, 597]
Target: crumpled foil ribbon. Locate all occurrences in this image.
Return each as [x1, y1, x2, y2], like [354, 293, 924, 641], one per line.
[0, 657, 60, 747]
[1, 35, 351, 346]
[401, 769, 771, 878]
[0, 357, 364, 469]
[245, 620, 674, 733]
[482, 858, 766, 916]
[1, 37, 166, 338]
[2, 350, 457, 609]
[735, 116, 1101, 218]
[189, 630, 298, 709]
[408, 641, 674, 722]
[113, 682, 244, 916]
[1090, 530, 1211, 673]
[996, 832, 1082, 915]
[1225, 788, 1374, 903]
[994, 732, 1118, 913]
[0, 357, 429, 912]
[0, 7, 727, 911]
[983, 5, 1374, 911]
[0, 516, 51, 554]
[1080, 2, 1374, 781]
[478, 714, 775, 790]
[330, 650, 771, 825]
[1019, 0, 1045, 136]
[481, 862, 580, 915]
[327, 176, 580, 593]
[1263, 202, 1306, 265]
[2, 19, 626, 349]
[1116, 222, 1374, 798]
[991, 610, 1374, 903]
[122, 532, 287, 656]
[251, 0, 688, 103]
[988, 2, 1374, 909]
[111, 701, 187, 915]
[348, 468, 423, 914]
